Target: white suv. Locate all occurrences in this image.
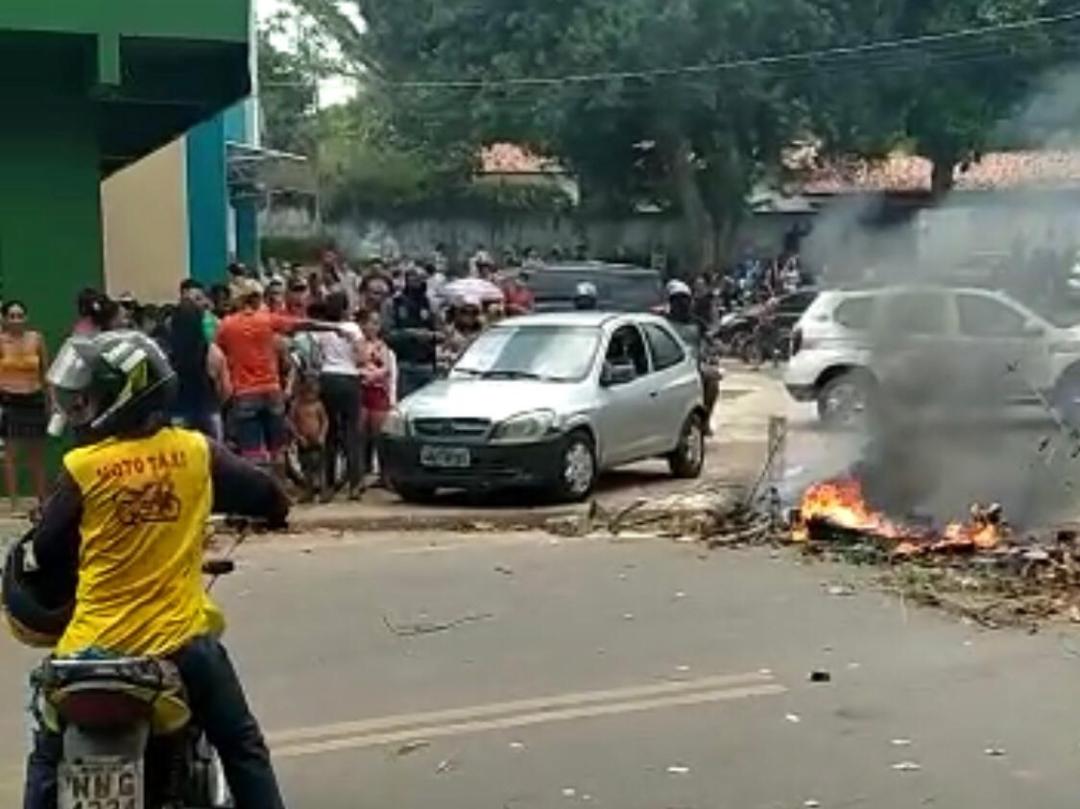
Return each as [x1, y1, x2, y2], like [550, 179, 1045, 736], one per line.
[785, 286, 1080, 426]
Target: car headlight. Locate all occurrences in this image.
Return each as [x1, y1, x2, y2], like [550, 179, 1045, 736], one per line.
[490, 410, 558, 444]
[381, 408, 408, 437]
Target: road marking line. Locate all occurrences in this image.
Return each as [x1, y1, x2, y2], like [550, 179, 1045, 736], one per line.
[267, 671, 773, 746]
[273, 683, 786, 759]
[270, 673, 777, 743]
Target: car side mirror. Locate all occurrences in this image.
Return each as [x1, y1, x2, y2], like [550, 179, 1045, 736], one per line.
[1022, 321, 1045, 339]
[601, 361, 636, 387]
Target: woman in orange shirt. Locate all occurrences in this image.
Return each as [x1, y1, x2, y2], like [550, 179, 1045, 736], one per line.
[0, 301, 49, 510]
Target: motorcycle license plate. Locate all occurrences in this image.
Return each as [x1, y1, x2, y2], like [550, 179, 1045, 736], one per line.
[420, 445, 471, 468]
[59, 759, 143, 809]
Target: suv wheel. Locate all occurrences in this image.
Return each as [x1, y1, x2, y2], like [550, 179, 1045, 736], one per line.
[817, 372, 875, 429]
[553, 432, 597, 502]
[668, 412, 706, 478]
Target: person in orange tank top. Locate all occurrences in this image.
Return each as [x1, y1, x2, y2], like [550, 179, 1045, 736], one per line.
[0, 301, 49, 511]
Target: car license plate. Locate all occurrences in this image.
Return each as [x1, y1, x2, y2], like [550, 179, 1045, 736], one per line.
[420, 445, 471, 468]
[59, 758, 142, 809]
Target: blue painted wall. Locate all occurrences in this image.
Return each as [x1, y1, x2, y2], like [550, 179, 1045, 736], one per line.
[185, 114, 228, 284]
[223, 103, 249, 142]
[223, 101, 260, 269]
[184, 99, 260, 282]
[234, 200, 259, 267]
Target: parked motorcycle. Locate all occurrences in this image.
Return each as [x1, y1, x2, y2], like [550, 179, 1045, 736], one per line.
[739, 319, 789, 367]
[714, 310, 756, 358]
[13, 544, 240, 808]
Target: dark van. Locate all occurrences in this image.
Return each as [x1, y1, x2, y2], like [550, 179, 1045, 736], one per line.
[516, 263, 664, 313]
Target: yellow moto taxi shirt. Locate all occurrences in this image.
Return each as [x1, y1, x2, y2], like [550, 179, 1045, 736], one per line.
[56, 427, 223, 657]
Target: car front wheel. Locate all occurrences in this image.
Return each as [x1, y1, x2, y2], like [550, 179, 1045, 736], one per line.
[553, 432, 597, 502]
[392, 482, 438, 504]
[668, 412, 706, 478]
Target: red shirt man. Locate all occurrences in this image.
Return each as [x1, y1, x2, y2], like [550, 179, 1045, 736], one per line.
[215, 281, 300, 463]
[216, 308, 297, 396]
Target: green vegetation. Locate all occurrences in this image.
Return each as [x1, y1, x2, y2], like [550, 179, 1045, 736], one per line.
[264, 0, 1080, 265]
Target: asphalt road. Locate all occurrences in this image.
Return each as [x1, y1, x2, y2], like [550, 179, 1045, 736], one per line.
[2, 370, 1080, 807]
[4, 529, 1079, 807]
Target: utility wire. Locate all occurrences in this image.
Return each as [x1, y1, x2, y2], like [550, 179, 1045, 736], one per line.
[338, 8, 1080, 89]
[259, 31, 1080, 123]
[262, 12, 1080, 99]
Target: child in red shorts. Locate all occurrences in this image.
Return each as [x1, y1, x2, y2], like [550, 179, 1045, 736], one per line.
[358, 309, 397, 482]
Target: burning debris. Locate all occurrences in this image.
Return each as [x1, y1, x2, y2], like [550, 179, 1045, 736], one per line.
[786, 475, 1080, 628]
[791, 477, 1008, 556]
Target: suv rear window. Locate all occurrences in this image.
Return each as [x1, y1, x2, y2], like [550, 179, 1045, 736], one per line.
[833, 297, 873, 330]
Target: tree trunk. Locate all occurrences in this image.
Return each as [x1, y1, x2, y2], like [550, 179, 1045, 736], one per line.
[930, 159, 956, 198]
[662, 130, 711, 278]
[713, 216, 738, 267]
[701, 139, 748, 271]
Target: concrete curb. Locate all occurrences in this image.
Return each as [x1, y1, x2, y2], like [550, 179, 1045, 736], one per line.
[286, 504, 589, 534]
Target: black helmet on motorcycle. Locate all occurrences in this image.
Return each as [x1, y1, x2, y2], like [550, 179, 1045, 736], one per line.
[48, 331, 177, 438]
[2, 532, 75, 648]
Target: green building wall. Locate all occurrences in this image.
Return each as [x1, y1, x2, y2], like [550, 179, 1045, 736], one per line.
[0, 100, 103, 346]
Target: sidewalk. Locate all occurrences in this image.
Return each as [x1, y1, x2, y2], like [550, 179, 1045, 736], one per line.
[0, 368, 785, 539]
[285, 367, 782, 533]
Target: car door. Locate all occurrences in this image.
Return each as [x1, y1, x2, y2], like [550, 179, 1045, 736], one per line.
[873, 290, 957, 406]
[954, 291, 1051, 401]
[596, 323, 656, 465]
[641, 321, 698, 452]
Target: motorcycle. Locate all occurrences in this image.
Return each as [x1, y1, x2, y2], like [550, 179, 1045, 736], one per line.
[21, 551, 240, 809]
[715, 304, 763, 359]
[739, 323, 787, 367]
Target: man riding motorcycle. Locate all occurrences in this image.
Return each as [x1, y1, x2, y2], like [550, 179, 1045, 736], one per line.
[4, 331, 289, 809]
[666, 280, 721, 435]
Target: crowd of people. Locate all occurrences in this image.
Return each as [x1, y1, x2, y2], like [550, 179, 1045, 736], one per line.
[0, 249, 542, 510]
[167, 252, 526, 503]
[0, 238, 812, 511]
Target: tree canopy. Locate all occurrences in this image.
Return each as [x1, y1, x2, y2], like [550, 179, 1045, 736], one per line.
[282, 0, 1080, 269]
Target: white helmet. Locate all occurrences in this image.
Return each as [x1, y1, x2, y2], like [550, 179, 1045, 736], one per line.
[573, 282, 599, 310]
[575, 281, 598, 299]
[666, 280, 692, 298]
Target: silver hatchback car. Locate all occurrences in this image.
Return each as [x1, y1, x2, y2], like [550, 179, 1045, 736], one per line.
[379, 312, 707, 502]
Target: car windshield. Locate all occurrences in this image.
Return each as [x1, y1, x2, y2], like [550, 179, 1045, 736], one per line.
[454, 325, 599, 382]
